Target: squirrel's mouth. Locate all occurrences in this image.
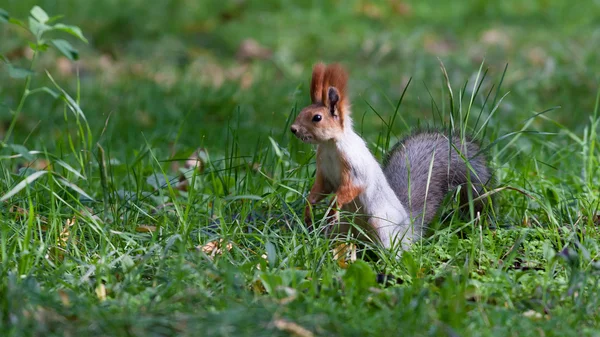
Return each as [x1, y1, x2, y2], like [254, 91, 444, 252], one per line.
[294, 133, 314, 144]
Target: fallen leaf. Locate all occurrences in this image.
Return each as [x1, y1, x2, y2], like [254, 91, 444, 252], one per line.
[198, 239, 233, 259]
[480, 29, 511, 48]
[185, 148, 206, 171]
[9, 205, 28, 217]
[251, 279, 267, 294]
[332, 243, 357, 269]
[59, 217, 76, 246]
[56, 57, 74, 76]
[24, 47, 34, 60]
[527, 47, 548, 66]
[58, 289, 71, 307]
[424, 34, 455, 55]
[21, 159, 51, 171]
[388, 0, 412, 16]
[273, 318, 314, 337]
[5, 47, 27, 61]
[135, 225, 157, 233]
[135, 110, 153, 128]
[354, 2, 383, 19]
[236, 39, 272, 62]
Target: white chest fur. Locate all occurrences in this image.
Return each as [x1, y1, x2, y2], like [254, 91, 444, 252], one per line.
[316, 126, 413, 250]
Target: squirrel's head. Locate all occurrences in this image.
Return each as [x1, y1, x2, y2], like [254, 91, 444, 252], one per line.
[290, 63, 350, 144]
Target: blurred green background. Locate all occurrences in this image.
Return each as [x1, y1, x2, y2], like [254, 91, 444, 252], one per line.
[1, 0, 599, 155]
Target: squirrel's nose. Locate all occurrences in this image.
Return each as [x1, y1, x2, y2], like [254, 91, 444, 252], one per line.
[290, 126, 297, 134]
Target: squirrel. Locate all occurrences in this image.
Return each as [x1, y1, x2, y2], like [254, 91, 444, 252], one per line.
[290, 62, 492, 254]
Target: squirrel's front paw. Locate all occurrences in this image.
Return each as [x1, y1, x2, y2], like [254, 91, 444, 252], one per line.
[326, 208, 340, 225]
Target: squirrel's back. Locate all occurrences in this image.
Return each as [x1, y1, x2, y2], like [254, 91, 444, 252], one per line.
[382, 130, 491, 231]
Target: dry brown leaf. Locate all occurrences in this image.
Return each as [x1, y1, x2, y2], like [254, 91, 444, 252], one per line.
[389, 0, 412, 16]
[185, 149, 206, 171]
[135, 110, 153, 127]
[9, 205, 28, 217]
[527, 47, 548, 66]
[19, 46, 34, 60]
[251, 279, 267, 294]
[424, 35, 455, 55]
[355, 2, 383, 19]
[176, 175, 189, 191]
[153, 70, 178, 88]
[198, 239, 233, 259]
[273, 319, 314, 337]
[480, 29, 511, 48]
[4, 46, 27, 61]
[175, 148, 208, 191]
[58, 289, 71, 307]
[21, 159, 51, 171]
[56, 57, 74, 76]
[83, 207, 102, 223]
[236, 39, 272, 62]
[135, 225, 157, 233]
[59, 217, 76, 246]
[332, 243, 357, 269]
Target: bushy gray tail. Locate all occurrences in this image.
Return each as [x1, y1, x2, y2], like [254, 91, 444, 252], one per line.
[382, 130, 491, 235]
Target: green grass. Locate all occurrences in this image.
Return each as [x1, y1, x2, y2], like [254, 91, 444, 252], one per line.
[1, 1, 600, 336]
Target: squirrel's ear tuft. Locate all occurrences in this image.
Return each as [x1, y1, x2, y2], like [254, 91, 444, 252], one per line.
[321, 64, 348, 106]
[310, 63, 326, 104]
[328, 87, 340, 115]
[322, 64, 349, 122]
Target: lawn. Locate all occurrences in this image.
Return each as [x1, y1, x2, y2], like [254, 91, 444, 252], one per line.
[1, 1, 600, 336]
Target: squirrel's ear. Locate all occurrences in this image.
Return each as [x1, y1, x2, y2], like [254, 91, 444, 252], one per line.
[310, 63, 326, 104]
[328, 87, 340, 116]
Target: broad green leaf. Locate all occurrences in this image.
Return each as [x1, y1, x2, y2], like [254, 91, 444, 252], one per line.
[56, 177, 94, 201]
[53, 158, 85, 179]
[0, 150, 42, 160]
[28, 41, 49, 52]
[265, 241, 277, 268]
[259, 273, 283, 294]
[7, 144, 34, 161]
[30, 6, 49, 24]
[0, 8, 9, 23]
[28, 17, 51, 37]
[0, 170, 48, 202]
[268, 136, 283, 158]
[51, 39, 79, 60]
[53, 23, 88, 43]
[342, 260, 377, 294]
[46, 14, 64, 24]
[8, 18, 26, 29]
[7, 64, 34, 79]
[146, 173, 172, 190]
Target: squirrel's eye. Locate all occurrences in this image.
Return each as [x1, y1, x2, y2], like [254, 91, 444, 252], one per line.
[312, 114, 322, 122]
